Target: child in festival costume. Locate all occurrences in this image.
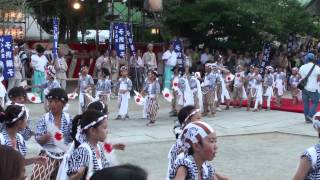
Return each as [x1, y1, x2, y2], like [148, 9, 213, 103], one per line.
[67, 110, 110, 179]
[170, 66, 180, 117]
[94, 68, 112, 114]
[0, 105, 47, 166]
[167, 105, 201, 180]
[189, 70, 203, 111]
[169, 121, 228, 180]
[246, 65, 255, 110]
[293, 114, 320, 179]
[141, 70, 161, 126]
[263, 66, 274, 111]
[233, 65, 245, 108]
[73, 64, 94, 113]
[27, 65, 61, 112]
[289, 67, 301, 105]
[274, 67, 286, 106]
[218, 66, 232, 110]
[212, 64, 223, 112]
[31, 88, 73, 180]
[177, 68, 194, 110]
[252, 67, 263, 112]
[5, 87, 34, 140]
[202, 63, 218, 117]
[116, 66, 132, 120]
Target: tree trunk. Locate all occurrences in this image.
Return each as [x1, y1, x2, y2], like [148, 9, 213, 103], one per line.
[69, 22, 78, 43]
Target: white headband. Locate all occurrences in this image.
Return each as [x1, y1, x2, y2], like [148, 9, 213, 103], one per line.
[181, 121, 214, 153]
[75, 115, 108, 142]
[82, 115, 107, 130]
[184, 109, 200, 123]
[9, 105, 26, 124]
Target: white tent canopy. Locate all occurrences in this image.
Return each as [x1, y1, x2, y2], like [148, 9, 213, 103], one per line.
[25, 15, 50, 40]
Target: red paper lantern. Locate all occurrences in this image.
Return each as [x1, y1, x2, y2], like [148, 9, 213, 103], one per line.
[104, 143, 113, 153]
[54, 132, 63, 141]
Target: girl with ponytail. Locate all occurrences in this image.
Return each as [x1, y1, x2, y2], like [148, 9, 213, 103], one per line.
[67, 110, 110, 180]
[0, 105, 47, 166]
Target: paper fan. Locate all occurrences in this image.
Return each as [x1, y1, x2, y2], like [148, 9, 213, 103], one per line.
[226, 74, 235, 82]
[46, 123, 68, 152]
[162, 88, 173, 102]
[172, 79, 179, 91]
[195, 72, 201, 79]
[68, 93, 78, 100]
[134, 95, 144, 106]
[27, 93, 41, 103]
[20, 80, 28, 88]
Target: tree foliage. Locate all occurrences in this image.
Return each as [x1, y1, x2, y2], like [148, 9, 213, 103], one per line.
[163, 0, 317, 51]
[27, 0, 108, 42]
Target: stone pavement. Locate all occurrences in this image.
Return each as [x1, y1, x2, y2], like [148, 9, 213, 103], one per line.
[24, 97, 319, 180]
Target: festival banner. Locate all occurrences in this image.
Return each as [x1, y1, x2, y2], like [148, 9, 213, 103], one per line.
[287, 33, 298, 57]
[109, 22, 113, 53]
[259, 42, 271, 76]
[0, 35, 14, 79]
[173, 39, 184, 68]
[126, 24, 136, 56]
[52, 17, 59, 60]
[113, 22, 127, 58]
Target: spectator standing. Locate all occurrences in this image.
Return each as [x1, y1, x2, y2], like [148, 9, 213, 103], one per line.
[129, 49, 145, 91]
[162, 43, 178, 89]
[200, 47, 209, 65]
[96, 49, 110, 79]
[298, 53, 320, 123]
[142, 43, 157, 70]
[30, 44, 48, 102]
[109, 49, 120, 96]
[54, 46, 68, 90]
[17, 41, 29, 78]
[7, 45, 22, 91]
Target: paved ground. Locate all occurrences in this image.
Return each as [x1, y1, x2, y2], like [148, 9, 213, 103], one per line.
[23, 96, 319, 180]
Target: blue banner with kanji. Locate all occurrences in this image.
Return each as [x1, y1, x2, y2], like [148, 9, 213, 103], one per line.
[126, 24, 136, 56]
[113, 22, 127, 58]
[173, 39, 184, 68]
[52, 17, 59, 60]
[259, 42, 271, 76]
[0, 35, 14, 80]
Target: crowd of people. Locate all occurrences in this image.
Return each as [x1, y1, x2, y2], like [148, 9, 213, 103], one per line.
[2, 39, 320, 179]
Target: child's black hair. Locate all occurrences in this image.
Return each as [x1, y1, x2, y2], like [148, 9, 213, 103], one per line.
[177, 105, 196, 125]
[91, 164, 147, 180]
[71, 110, 106, 148]
[0, 105, 26, 128]
[101, 68, 110, 78]
[87, 101, 108, 114]
[8, 87, 27, 100]
[45, 88, 68, 104]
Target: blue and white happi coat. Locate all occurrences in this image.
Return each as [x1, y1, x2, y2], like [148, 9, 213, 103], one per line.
[0, 129, 27, 156]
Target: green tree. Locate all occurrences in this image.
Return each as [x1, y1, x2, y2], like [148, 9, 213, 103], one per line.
[163, 0, 317, 51]
[27, 0, 108, 42]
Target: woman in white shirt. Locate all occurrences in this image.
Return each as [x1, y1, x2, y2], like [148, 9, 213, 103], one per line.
[8, 45, 23, 91]
[31, 44, 48, 102]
